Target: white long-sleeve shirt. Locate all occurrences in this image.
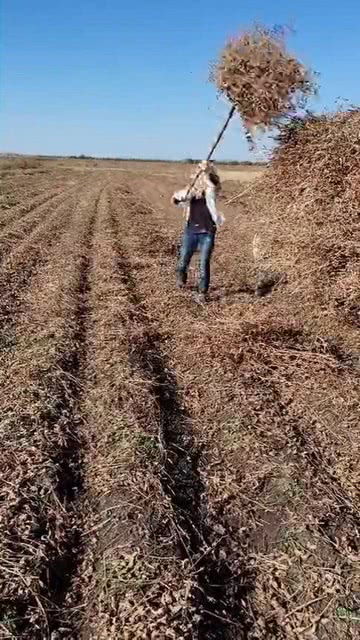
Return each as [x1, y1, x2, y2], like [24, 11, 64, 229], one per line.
[172, 186, 225, 227]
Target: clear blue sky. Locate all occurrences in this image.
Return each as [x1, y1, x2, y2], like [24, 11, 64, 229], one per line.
[1, 0, 360, 159]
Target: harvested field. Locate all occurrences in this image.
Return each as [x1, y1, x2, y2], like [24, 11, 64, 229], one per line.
[0, 156, 359, 639]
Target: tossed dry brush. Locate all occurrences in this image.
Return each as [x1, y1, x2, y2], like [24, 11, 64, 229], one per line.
[211, 25, 317, 137]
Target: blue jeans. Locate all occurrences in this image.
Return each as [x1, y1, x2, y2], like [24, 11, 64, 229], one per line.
[177, 229, 215, 293]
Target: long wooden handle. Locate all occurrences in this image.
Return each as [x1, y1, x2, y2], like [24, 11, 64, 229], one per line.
[185, 105, 236, 196]
[206, 105, 236, 161]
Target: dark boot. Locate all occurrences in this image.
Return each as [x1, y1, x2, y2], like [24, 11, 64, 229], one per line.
[176, 272, 187, 289]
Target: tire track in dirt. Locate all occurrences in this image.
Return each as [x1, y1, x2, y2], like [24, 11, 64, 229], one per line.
[0, 178, 102, 638]
[78, 188, 175, 639]
[41, 189, 99, 637]
[0, 172, 67, 213]
[0, 179, 91, 364]
[0, 188, 67, 229]
[108, 188, 253, 640]
[0, 177, 88, 263]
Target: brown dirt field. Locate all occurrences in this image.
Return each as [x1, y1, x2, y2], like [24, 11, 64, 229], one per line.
[0, 160, 358, 639]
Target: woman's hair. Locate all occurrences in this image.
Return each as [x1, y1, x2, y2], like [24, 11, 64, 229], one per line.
[208, 171, 220, 188]
[188, 161, 222, 198]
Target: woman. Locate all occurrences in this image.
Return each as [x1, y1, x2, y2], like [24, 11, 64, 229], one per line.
[171, 161, 224, 303]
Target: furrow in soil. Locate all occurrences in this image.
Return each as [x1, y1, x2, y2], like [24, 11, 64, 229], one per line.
[0, 179, 101, 639]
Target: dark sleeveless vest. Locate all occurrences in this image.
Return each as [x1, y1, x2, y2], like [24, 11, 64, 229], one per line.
[187, 193, 216, 233]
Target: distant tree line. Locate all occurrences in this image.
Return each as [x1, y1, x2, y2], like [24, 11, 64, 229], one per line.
[2, 153, 266, 166]
[64, 154, 265, 166]
[183, 158, 262, 166]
